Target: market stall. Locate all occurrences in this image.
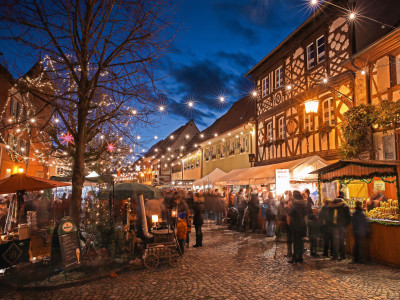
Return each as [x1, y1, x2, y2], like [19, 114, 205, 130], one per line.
[311, 159, 400, 267]
[216, 155, 328, 199]
[192, 168, 227, 190]
[0, 173, 70, 268]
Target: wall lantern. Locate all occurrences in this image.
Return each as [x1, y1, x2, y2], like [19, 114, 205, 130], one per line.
[304, 99, 319, 114]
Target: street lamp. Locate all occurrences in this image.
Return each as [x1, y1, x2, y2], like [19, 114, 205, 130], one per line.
[304, 99, 319, 114]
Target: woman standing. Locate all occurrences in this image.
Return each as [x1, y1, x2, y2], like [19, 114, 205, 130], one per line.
[266, 192, 277, 237]
[288, 190, 307, 263]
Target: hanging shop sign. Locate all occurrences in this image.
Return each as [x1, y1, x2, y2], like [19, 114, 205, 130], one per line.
[275, 169, 290, 195]
[374, 180, 385, 191]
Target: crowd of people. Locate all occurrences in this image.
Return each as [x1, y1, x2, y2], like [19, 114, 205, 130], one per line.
[162, 187, 371, 264]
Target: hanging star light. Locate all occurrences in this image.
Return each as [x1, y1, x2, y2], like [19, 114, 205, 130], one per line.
[59, 132, 75, 146]
[107, 143, 116, 153]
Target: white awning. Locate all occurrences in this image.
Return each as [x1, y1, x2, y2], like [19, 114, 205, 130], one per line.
[192, 168, 227, 187]
[215, 156, 329, 185]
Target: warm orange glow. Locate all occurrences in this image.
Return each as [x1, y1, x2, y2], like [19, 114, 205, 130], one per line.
[304, 99, 319, 114]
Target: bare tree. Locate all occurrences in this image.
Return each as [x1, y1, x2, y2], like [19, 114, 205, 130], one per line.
[0, 0, 175, 223]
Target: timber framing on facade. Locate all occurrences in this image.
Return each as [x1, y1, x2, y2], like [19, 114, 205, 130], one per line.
[246, 0, 400, 167]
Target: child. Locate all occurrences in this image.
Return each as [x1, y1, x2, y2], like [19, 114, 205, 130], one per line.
[177, 212, 188, 255]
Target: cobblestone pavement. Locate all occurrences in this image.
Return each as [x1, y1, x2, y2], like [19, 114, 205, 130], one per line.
[3, 222, 400, 300]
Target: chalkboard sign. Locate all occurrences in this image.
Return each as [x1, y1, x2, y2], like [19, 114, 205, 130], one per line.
[59, 232, 81, 270]
[50, 218, 82, 272]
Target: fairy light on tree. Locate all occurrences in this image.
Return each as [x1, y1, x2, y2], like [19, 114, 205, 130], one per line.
[0, 0, 177, 223]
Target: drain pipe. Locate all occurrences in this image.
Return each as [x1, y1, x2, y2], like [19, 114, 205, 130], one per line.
[139, 193, 153, 239]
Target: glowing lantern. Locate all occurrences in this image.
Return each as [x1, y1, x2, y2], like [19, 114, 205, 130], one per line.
[304, 99, 319, 114]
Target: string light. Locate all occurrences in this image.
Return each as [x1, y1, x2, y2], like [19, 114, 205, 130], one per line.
[252, 91, 258, 97]
[219, 96, 225, 102]
[349, 12, 356, 20]
[159, 106, 165, 112]
[154, 135, 158, 139]
[187, 101, 194, 108]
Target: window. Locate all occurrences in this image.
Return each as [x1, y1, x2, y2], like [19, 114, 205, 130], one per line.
[317, 36, 325, 63]
[7, 134, 14, 147]
[304, 110, 314, 131]
[322, 98, 335, 125]
[230, 140, 235, 155]
[275, 66, 283, 89]
[262, 76, 269, 97]
[266, 122, 273, 142]
[220, 144, 224, 158]
[278, 117, 285, 139]
[307, 43, 315, 69]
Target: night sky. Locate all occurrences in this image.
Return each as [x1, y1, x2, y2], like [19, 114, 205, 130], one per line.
[0, 0, 314, 152]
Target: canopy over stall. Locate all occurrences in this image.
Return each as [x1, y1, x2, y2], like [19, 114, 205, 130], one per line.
[216, 155, 328, 186]
[192, 168, 227, 187]
[0, 174, 71, 194]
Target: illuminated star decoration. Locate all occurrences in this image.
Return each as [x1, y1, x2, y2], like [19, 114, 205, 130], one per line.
[107, 143, 116, 153]
[59, 132, 75, 146]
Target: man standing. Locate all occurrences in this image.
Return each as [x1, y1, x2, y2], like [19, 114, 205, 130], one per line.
[193, 192, 204, 247]
[288, 190, 307, 263]
[330, 191, 351, 260]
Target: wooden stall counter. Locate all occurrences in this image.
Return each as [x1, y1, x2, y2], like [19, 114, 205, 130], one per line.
[346, 221, 400, 267]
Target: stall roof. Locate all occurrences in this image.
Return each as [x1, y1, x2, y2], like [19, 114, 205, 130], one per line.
[216, 156, 328, 185]
[310, 160, 400, 181]
[193, 168, 227, 187]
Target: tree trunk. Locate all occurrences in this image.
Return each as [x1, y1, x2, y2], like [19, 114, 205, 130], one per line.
[70, 141, 86, 224]
[70, 105, 88, 224]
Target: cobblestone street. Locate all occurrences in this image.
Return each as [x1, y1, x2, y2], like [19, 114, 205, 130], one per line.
[3, 223, 400, 300]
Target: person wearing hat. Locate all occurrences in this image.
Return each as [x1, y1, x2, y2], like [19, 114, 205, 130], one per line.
[288, 190, 307, 263]
[177, 211, 188, 255]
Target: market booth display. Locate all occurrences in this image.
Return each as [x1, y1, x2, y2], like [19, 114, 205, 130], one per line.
[216, 155, 328, 198]
[0, 174, 70, 269]
[311, 160, 400, 267]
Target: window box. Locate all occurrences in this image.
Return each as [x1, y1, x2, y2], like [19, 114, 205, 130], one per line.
[319, 123, 333, 135]
[229, 150, 234, 156]
[264, 140, 274, 148]
[240, 148, 245, 153]
[212, 154, 216, 160]
[274, 138, 285, 146]
[299, 129, 312, 140]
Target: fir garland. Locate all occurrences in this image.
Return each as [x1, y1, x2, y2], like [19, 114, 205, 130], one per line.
[367, 218, 400, 227]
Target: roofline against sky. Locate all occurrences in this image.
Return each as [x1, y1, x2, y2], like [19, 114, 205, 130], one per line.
[244, 4, 324, 78]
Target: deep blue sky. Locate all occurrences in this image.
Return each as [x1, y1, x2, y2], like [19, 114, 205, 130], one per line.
[1, 0, 314, 153]
[148, 0, 312, 150]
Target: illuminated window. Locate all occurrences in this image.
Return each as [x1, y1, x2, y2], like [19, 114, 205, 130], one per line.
[304, 110, 314, 131]
[278, 117, 285, 139]
[322, 98, 335, 125]
[265, 122, 273, 142]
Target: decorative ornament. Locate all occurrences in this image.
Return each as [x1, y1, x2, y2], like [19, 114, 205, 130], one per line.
[59, 132, 75, 146]
[107, 143, 116, 153]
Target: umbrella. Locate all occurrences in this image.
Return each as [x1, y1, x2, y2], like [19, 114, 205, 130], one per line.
[104, 183, 162, 201]
[0, 173, 71, 194]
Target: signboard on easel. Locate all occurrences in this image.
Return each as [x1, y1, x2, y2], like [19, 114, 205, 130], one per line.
[50, 217, 82, 272]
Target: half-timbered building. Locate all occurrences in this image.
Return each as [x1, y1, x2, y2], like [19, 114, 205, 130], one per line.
[246, 0, 400, 166]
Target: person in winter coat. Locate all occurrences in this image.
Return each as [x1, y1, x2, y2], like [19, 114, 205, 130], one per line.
[193, 192, 204, 247]
[177, 212, 188, 255]
[352, 200, 369, 263]
[308, 211, 320, 257]
[330, 191, 351, 260]
[288, 190, 307, 263]
[214, 189, 225, 225]
[266, 192, 277, 237]
[283, 190, 293, 257]
[248, 188, 260, 233]
[319, 197, 333, 257]
[237, 189, 247, 232]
